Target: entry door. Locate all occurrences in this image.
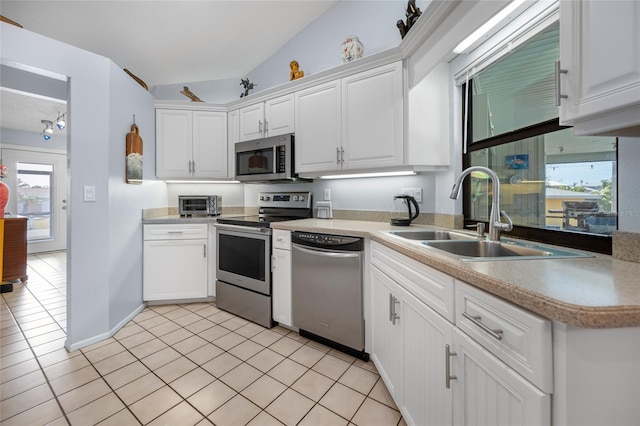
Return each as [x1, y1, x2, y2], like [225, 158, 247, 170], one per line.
[1, 149, 68, 253]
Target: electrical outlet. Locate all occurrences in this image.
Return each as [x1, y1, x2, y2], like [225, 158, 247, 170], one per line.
[324, 188, 331, 201]
[401, 187, 422, 202]
[83, 185, 96, 202]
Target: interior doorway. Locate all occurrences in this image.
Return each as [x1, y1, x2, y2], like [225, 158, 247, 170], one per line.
[1, 148, 67, 253]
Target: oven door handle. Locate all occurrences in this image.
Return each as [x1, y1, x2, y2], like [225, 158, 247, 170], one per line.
[215, 223, 272, 235]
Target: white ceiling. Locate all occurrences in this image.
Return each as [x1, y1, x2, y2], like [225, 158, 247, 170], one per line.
[1, 0, 338, 136]
[1, 0, 339, 88]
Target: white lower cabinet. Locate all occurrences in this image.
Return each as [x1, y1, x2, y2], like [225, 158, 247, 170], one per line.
[143, 224, 208, 301]
[452, 328, 551, 426]
[272, 230, 293, 326]
[369, 241, 550, 426]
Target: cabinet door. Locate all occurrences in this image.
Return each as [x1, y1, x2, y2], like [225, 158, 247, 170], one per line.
[452, 329, 551, 426]
[342, 62, 403, 170]
[265, 94, 295, 137]
[272, 247, 292, 327]
[559, 1, 640, 130]
[294, 81, 342, 174]
[156, 109, 192, 178]
[370, 265, 403, 401]
[208, 224, 216, 297]
[227, 110, 240, 179]
[192, 111, 228, 178]
[399, 285, 453, 426]
[239, 102, 265, 141]
[143, 239, 208, 301]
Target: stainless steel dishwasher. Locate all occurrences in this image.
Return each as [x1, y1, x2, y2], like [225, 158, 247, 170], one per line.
[291, 231, 368, 360]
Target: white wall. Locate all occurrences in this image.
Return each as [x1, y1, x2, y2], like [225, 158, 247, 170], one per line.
[0, 128, 66, 152]
[108, 61, 167, 330]
[617, 137, 640, 233]
[1, 22, 167, 349]
[151, 1, 414, 103]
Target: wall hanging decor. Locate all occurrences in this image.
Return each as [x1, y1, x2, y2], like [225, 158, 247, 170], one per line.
[289, 60, 304, 80]
[126, 117, 143, 184]
[240, 78, 257, 97]
[342, 36, 364, 63]
[396, 0, 422, 39]
[180, 86, 203, 102]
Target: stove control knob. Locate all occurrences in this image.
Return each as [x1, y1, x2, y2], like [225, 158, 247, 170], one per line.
[264, 196, 271, 201]
[259, 196, 264, 201]
[298, 195, 305, 202]
[293, 196, 299, 201]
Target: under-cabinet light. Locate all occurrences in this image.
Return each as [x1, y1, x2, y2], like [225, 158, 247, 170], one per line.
[453, 0, 526, 54]
[165, 180, 241, 184]
[318, 171, 417, 180]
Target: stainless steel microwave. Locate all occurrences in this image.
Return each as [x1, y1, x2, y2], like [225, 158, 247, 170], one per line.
[178, 195, 221, 216]
[235, 134, 308, 183]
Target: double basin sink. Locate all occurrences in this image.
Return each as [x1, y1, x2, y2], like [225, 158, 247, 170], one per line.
[386, 230, 591, 261]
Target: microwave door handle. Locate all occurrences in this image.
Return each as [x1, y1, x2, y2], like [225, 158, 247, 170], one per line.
[273, 146, 277, 173]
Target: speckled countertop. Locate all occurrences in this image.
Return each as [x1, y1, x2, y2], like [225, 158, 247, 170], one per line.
[271, 219, 640, 329]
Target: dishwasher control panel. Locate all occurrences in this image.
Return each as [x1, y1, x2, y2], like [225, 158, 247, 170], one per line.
[292, 232, 363, 251]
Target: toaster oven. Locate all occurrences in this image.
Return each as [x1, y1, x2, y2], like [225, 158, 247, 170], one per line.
[178, 195, 221, 216]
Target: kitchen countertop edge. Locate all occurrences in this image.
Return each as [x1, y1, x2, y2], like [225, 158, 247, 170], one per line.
[272, 219, 640, 329]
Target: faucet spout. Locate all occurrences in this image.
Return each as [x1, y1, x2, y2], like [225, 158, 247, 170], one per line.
[450, 166, 512, 241]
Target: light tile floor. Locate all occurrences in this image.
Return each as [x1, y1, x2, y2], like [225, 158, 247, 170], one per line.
[1, 251, 405, 425]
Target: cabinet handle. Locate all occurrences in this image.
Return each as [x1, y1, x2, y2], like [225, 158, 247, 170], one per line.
[167, 231, 184, 234]
[340, 147, 345, 164]
[462, 312, 504, 341]
[271, 255, 276, 272]
[203, 244, 207, 258]
[337, 147, 341, 165]
[445, 344, 457, 389]
[389, 293, 400, 324]
[188, 160, 192, 174]
[259, 120, 263, 135]
[192, 160, 196, 174]
[555, 60, 568, 106]
[264, 119, 269, 135]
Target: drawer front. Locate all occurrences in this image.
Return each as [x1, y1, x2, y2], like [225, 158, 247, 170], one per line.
[272, 229, 291, 250]
[144, 224, 208, 240]
[455, 280, 552, 393]
[371, 241, 454, 322]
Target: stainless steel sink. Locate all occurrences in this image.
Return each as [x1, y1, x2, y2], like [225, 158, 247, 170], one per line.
[388, 230, 478, 241]
[423, 239, 592, 261]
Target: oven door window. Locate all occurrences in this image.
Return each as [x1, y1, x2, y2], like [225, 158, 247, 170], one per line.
[218, 233, 266, 281]
[236, 148, 274, 176]
[182, 198, 207, 212]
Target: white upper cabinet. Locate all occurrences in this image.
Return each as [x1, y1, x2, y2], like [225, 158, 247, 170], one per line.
[341, 62, 404, 170]
[156, 107, 228, 179]
[295, 62, 404, 176]
[239, 94, 294, 141]
[559, 0, 640, 135]
[294, 80, 342, 173]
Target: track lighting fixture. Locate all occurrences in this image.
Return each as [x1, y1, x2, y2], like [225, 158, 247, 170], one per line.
[55, 112, 66, 130]
[39, 111, 66, 141]
[41, 120, 54, 141]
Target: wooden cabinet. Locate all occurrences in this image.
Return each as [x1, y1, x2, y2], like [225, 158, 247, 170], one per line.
[559, 0, 640, 135]
[2, 218, 28, 282]
[143, 224, 208, 301]
[156, 108, 228, 179]
[272, 230, 292, 326]
[239, 94, 294, 141]
[295, 62, 404, 176]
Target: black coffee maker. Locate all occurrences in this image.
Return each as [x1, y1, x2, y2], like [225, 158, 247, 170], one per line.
[390, 195, 420, 226]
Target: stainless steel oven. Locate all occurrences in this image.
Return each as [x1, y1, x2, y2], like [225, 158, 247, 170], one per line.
[215, 191, 312, 328]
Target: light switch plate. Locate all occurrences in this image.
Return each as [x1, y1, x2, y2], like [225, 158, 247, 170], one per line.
[401, 187, 422, 202]
[323, 188, 331, 201]
[83, 185, 96, 202]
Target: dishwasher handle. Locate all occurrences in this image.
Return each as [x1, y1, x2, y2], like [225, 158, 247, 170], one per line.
[292, 243, 362, 258]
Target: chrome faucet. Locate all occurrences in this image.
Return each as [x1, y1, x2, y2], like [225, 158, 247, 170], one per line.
[449, 166, 513, 241]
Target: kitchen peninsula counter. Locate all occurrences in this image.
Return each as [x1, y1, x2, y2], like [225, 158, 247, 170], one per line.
[271, 218, 640, 328]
